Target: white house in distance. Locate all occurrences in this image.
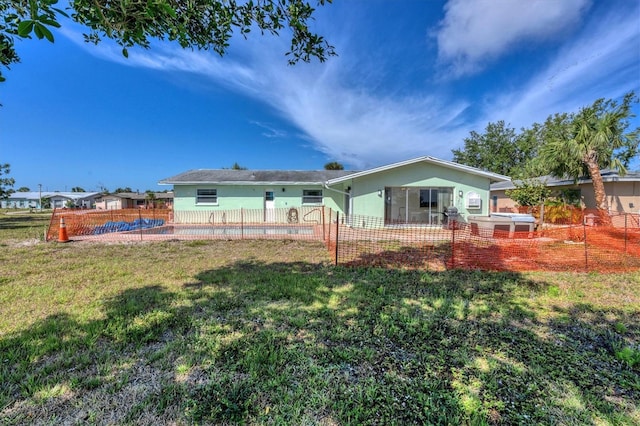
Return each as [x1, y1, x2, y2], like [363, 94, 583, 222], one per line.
[0, 192, 102, 209]
[94, 192, 174, 210]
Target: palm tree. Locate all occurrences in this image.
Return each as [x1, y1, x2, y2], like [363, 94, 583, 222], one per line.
[145, 191, 157, 209]
[539, 92, 639, 226]
[324, 161, 344, 170]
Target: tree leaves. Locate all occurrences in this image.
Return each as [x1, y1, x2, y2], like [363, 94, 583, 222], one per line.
[1, 0, 335, 84]
[17, 20, 35, 37]
[452, 121, 538, 177]
[539, 92, 639, 181]
[0, 163, 16, 200]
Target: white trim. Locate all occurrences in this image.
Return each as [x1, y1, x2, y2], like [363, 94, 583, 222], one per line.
[491, 170, 640, 191]
[161, 180, 328, 185]
[326, 156, 510, 185]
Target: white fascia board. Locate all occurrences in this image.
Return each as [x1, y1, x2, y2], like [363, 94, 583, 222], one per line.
[160, 181, 325, 186]
[326, 156, 510, 185]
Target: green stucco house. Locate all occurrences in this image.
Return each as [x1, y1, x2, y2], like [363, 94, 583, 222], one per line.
[159, 156, 509, 226]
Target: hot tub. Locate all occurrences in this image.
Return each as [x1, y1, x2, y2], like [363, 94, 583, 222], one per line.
[468, 213, 536, 238]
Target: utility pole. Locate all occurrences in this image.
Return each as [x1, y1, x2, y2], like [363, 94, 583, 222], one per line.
[38, 183, 42, 211]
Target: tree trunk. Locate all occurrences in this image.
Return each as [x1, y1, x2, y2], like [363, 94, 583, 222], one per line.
[585, 157, 612, 226]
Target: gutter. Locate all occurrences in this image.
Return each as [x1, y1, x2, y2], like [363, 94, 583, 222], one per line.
[324, 182, 354, 226]
[323, 182, 351, 196]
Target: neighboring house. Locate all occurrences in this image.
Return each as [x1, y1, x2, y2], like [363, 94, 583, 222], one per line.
[95, 192, 174, 210]
[1, 191, 101, 209]
[490, 170, 640, 214]
[159, 156, 509, 226]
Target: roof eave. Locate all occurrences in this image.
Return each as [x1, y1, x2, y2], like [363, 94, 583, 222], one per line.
[326, 156, 510, 185]
[159, 180, 327, 186]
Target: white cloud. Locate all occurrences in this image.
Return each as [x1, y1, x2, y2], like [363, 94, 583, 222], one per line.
[59, 0, 638, 170]
[483, 3, 640, 129]
[435, 0, 591, 77]
[250, 121, 288, 139]
[61, 27, 472, 168]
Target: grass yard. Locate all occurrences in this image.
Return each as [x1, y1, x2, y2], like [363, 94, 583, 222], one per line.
[1, 213, 639, 425]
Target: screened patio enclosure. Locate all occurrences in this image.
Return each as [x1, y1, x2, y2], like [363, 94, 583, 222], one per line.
[384, 187, 453, 225]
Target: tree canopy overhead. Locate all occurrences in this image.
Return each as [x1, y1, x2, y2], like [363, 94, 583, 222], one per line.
[0, 0, 335, 82]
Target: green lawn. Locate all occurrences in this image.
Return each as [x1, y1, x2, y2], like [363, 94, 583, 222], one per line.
[1, 213, 639, 424]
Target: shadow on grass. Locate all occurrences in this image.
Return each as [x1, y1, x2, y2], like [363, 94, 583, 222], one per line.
[1, 261, 638, 425]
[341, 244, 451, 270]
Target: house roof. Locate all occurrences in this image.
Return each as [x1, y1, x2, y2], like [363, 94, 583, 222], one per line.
[6, 191, 101, 200]
[102, 192, 174, 200]
[490, 170, 640, 191]
[325, 156, 510, 185]
[160, 157, 510, 187]
[159, 170, 356, 185]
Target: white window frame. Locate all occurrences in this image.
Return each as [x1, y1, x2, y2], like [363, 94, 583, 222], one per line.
[302, 189, 323, 205]
[196, 188, 218, 205]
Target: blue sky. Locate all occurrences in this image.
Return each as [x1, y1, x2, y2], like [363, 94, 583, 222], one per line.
[1, 0, 639, 192]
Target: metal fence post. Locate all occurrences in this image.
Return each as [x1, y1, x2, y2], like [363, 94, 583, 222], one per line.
[241, 208, 244, 240]
[138, 209, 144, 241]
[625, 214, 628, 253]
[583, 220, 588, 272]
[334, 212, 339, 265]
[327, 208, 332, 249]
[451, 220, 456, 269]
[322, 207, 326, 242]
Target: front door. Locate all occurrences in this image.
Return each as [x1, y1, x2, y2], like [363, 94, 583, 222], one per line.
[264, 191, 275, 222]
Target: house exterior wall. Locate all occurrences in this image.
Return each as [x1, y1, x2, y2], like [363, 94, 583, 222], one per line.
[48, 196, 70, 209]
[173, 184, 343, 223]
[492, 181, 640, 214]
[0, 197, 39, 209]
[170, 163, 494, 225]
[603, 181, 640, 213]
[95, 197, 124, 210]
[491, 189, 518, 212]
[343, 162, 492, 222]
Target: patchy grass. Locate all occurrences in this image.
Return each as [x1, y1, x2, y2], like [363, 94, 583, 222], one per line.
[0, 215, 639, 425]
[0, 210, 51, 243]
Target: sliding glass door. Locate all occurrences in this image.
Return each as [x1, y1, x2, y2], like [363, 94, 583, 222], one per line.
[385, 187, 453, 225]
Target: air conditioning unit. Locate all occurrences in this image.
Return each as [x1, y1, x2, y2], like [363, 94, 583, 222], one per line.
[466, 192, 482, 209]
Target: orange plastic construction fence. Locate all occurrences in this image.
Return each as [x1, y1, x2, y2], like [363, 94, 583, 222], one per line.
[46, 208, 173, 241]
[332, 212, 640, 273]
[46, 208, 640, 273]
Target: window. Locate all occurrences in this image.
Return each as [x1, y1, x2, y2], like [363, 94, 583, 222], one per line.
[419, 189, 438, 208]
[385, 187, 453, 225]
[196, 189, 218, 204]
[302, 189, 323, 204]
